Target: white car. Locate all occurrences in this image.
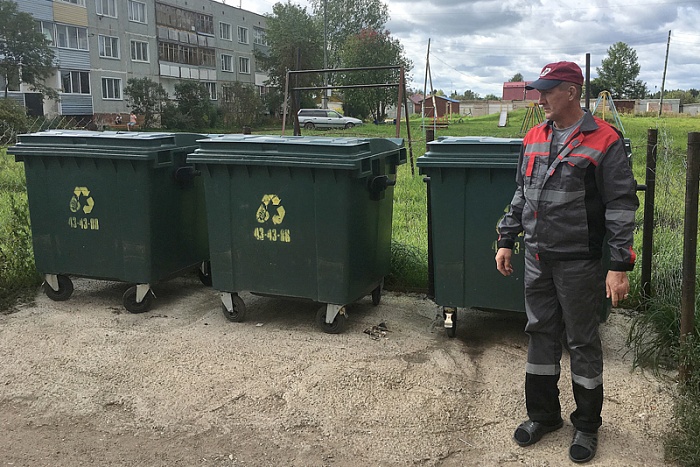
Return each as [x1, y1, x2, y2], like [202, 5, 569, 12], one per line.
[297, 109, 363, 130]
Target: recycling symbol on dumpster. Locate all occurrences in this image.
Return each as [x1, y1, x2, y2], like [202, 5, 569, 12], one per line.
[69, 186, 95, 214]
[256, 194, 285, 225]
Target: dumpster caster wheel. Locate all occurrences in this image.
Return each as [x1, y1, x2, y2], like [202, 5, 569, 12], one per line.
[444, 308, 457, 338]
[316, 306, 347, 334]
[371, 282, 382, 306]
[123, 286, 154, 313]
[222, 294, 246, 322]
[43, 275, 73, 301]
[198, 261, 212, 287]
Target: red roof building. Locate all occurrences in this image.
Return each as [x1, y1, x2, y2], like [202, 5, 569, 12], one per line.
[502, 82, 540, 101]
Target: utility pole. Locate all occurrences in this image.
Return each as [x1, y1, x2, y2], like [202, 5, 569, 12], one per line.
[322, 0, 328, 109]
[659, 30, 671, 118]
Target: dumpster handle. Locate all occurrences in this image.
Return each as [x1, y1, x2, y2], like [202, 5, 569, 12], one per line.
[174, 166, 201, 187]
[367, 175, 396, 201]
[368, 175, 395, 192]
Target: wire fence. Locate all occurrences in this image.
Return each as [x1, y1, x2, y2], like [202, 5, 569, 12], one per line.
[0, 116, 93, 147]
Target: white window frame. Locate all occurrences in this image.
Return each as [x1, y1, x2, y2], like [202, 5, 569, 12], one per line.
[36, 21, 54, 46]
[98, 35, 120, 59]
[61, 70, 90, 94]
[128, 0, 147, 24]
[220, 22, 232, 41]
[101, 77, 122, 100]
[237, 26, 248, 44]
[58, 0, 86, 6]
[130, 40, 149, 62]
[96, 0, 117, 18]
[238, 57, 250, 74]
[221, 54, 233, 72]
[204, 82, 217, 100]
[55, 24, 89, 51]
[253, 27, 267, 46]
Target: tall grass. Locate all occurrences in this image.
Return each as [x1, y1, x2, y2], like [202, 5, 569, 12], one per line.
[0, 149, 41, 311]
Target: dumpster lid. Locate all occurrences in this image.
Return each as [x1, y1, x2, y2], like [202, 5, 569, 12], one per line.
[8, 130, 205, 160]
[417, 136, 523, 169]
[188, 135, 407, 174]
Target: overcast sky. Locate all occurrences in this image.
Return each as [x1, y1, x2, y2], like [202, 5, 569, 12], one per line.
[238, 0, 700, 98]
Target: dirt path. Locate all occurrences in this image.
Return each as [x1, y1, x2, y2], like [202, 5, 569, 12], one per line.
[0, 276, 676, 466]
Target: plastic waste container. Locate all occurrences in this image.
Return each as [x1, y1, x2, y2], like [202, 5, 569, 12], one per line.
[418, 136, 623, 337]
[8, 130, 210, 312]
[188, 135, 406, 333]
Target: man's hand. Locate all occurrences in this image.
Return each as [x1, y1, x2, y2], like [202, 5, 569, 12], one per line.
[606, 270, 630, 307]
[496, 248, 514, 276]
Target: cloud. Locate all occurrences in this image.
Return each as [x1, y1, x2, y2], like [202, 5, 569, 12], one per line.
[247, 0, 700, 97]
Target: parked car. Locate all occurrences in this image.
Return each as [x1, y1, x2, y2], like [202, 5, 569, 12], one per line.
[297, 109, 363, 130]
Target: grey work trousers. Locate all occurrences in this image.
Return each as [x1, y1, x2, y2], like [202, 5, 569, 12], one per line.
[523, 251, 605, 433]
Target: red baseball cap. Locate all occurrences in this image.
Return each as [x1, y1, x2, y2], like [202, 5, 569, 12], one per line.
[525, 61, 584, 90]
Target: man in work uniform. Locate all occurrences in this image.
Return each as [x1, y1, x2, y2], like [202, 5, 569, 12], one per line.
[495, 61, 638, 463]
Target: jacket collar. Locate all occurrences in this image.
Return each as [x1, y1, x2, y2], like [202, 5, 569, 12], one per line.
[544, 109, 598, 134]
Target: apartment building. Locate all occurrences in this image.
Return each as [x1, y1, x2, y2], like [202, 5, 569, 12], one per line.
[12, 0, 269, 123]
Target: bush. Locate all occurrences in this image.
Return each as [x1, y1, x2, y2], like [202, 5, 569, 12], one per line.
[0, 98, 29, 145]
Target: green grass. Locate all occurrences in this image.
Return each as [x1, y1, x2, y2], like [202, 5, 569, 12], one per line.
[0, 148, 41, 312]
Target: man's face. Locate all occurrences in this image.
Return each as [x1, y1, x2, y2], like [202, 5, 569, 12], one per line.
[537, 83, 575, 126]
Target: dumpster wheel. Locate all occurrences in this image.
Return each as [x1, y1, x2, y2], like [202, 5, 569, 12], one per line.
[221, 293, 246, 322]
[123, 286, 154, 313]
[43, 274, 74, 301]
[443, 307, 457, 338]
[198, 261, 212, 287]
[316, 305, 347, 334]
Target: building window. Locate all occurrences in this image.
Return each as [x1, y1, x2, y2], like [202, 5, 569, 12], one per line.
[99, 35, 120, 59]
[196, 14, 214, 34]
[55, 24, 88, 50]
[200, 49, 215, 67]
[221, 54, 233, 72]
[130, 41, 148, 62]
[96, 0, 117, 17]
[35, 21, 54, 45]
[238, 26, 248, 44]
[219, 22, 232, 41]
[102, 77, 122, 99]
[239, 57, 250, 74]
[253, 27, 267, 46]
[58, 0, 86, 6]
[61, 70, 90, 94]
[204, 82, 217, 100]
[128, 0, 147, 23]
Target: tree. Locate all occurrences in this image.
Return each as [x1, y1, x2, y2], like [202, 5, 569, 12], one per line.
[173, 80, 214, 130]
[649, 88, 699, 105]
[310, 0, 388, 70]
[484, 94, 500, 101]
[0, 0, 57, 100]
[337, 29, 412, 121]
[462, 90, 480, 100]
[509, 73, 524, 82]
[123, 77, 168, 128]
[219, 82, 264, 128]
[255, 2, 323, 109]
[596, 42, 648, 99]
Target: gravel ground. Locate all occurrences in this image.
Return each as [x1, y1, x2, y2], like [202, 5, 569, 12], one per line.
[0, 275, 676, 466]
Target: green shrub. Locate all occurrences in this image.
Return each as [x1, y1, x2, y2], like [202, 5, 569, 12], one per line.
[0, 98, 29, 144]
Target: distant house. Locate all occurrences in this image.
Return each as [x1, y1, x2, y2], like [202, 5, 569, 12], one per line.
[502, 82, 540, 101]
[413, 95, 460, 118]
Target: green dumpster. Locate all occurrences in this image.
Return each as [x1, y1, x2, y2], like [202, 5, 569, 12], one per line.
[418, 136, 621, 337]
[188, 135, 406, 333]
[8, 130, 210, 312]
